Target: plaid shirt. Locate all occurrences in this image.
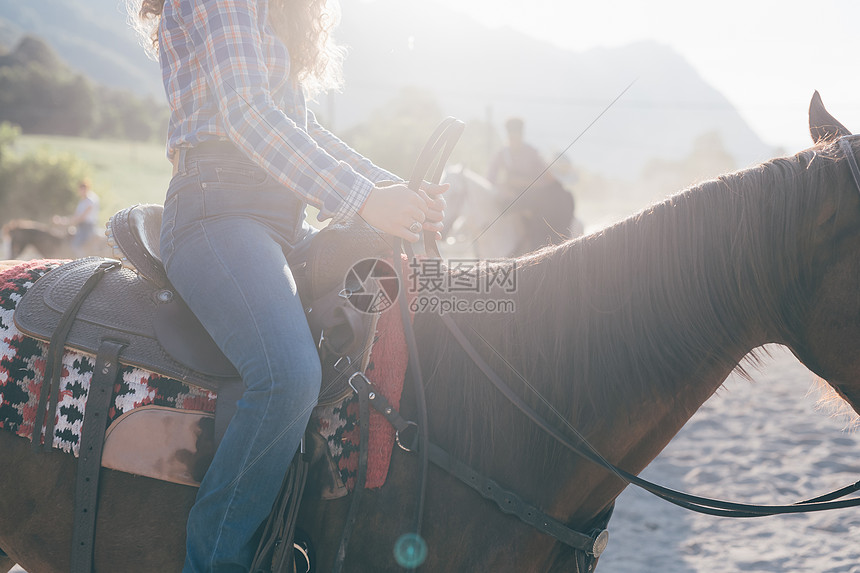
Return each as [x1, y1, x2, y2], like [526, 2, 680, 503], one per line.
[159, 0, 398, 221]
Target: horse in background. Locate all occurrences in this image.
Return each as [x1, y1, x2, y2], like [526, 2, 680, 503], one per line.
[441, 165, 582, 259]
[1, 219, 109, 260]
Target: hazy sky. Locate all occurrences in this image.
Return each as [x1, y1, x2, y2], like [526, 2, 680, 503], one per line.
[409, 0, 860, 152]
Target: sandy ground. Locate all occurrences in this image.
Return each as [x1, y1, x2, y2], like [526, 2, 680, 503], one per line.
[598, 345, 860, 573]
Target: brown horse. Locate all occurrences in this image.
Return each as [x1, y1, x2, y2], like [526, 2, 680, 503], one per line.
[4, 92, 860, 572]
[1, 220, 110, 260]
[1, 220, 72, 260]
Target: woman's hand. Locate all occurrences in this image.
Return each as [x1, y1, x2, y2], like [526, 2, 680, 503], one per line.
[359, 181, 449, 242]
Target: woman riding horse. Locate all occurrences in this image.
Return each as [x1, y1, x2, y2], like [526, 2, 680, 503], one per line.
[131, 0, 448, 570]
[3, 94, 860, 571]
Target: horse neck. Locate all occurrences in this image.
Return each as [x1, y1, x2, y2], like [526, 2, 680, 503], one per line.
[528, 165, 816, 521]
[420, 160, 815, 531]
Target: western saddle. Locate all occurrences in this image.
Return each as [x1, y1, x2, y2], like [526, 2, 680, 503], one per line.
[12, 115, 469, 573]
[13, 203, 387, 573]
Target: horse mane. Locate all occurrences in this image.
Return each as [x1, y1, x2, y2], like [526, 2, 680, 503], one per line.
[416, 142, 849, 470]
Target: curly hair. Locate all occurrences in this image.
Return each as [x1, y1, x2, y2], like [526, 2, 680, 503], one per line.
[127, 0, 344, 95]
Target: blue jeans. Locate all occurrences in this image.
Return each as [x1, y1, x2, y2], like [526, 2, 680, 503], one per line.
[161, 148, 322, 573]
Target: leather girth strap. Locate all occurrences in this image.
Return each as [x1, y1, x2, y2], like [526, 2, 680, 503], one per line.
[24, 259, 127, 573]
[71, 339, 125, 572]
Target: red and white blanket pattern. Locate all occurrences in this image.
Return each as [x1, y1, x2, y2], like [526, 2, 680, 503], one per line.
[0, 260, 217, 453]
[310, 284, 411, 490]
[0, 259, 409, 490]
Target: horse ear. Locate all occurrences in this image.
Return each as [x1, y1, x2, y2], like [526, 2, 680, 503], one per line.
[809, 90, 852, 144]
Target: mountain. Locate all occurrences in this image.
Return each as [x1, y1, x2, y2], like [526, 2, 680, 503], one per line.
[0, 0, 162, 97]
[0, 0, 774, 178]
[332, 0, 775, 177]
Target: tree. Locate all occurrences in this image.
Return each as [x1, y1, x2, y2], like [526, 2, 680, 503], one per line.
[639, 131, 737, 203]
[91, 88, 168, 142]
[337, 87, 495, 178]
[0, 122, 92, 226]
[0, 34, 167, 142]
[0, 122, 19, 163]
[0, 36, 96, 136]
[340, 87, 446, 176]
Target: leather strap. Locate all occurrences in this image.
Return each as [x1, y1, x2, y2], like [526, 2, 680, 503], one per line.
[70, 339, 125, 573]
[438, 313, 860, 517]
[406, 117, 465, 258]
[32, 259, 121, 452]
[395, 118, 464, 544]
[332, 371, 371, 573]
[347, 369, 612, 557]
[331, 118, 464, 569]
[347, 372, 416, 446]
[426, 442, 610, 557]
[392, 239, 431, 540]
[336, 118, 465, 564]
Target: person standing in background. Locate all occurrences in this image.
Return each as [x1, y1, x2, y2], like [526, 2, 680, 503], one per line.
[54, 179, 100, 257]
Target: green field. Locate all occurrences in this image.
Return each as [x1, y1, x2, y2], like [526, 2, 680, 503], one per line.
[14, 135, 173, 220]
[12, 134, 324, 228]
[11, 134, 665, 240]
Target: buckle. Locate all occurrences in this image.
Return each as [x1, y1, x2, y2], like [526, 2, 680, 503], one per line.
[333, 355, 352, 372]
[97, 259, 122, 272]
[348, 371, 368, 394]
[589, 529, 609, 557]
[395, 421, 419, 452]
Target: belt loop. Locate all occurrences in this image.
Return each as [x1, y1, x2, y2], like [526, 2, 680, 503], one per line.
[171, 147, 190, 178]
[177, 146, 189, 175]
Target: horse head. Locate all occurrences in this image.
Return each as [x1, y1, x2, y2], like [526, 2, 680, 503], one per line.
[785, 91, 860, 413]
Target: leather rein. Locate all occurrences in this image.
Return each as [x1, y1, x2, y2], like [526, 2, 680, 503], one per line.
[387, 118, 612, 568]
[343, 127, 860, 572]
[427, 135, 860, 518]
